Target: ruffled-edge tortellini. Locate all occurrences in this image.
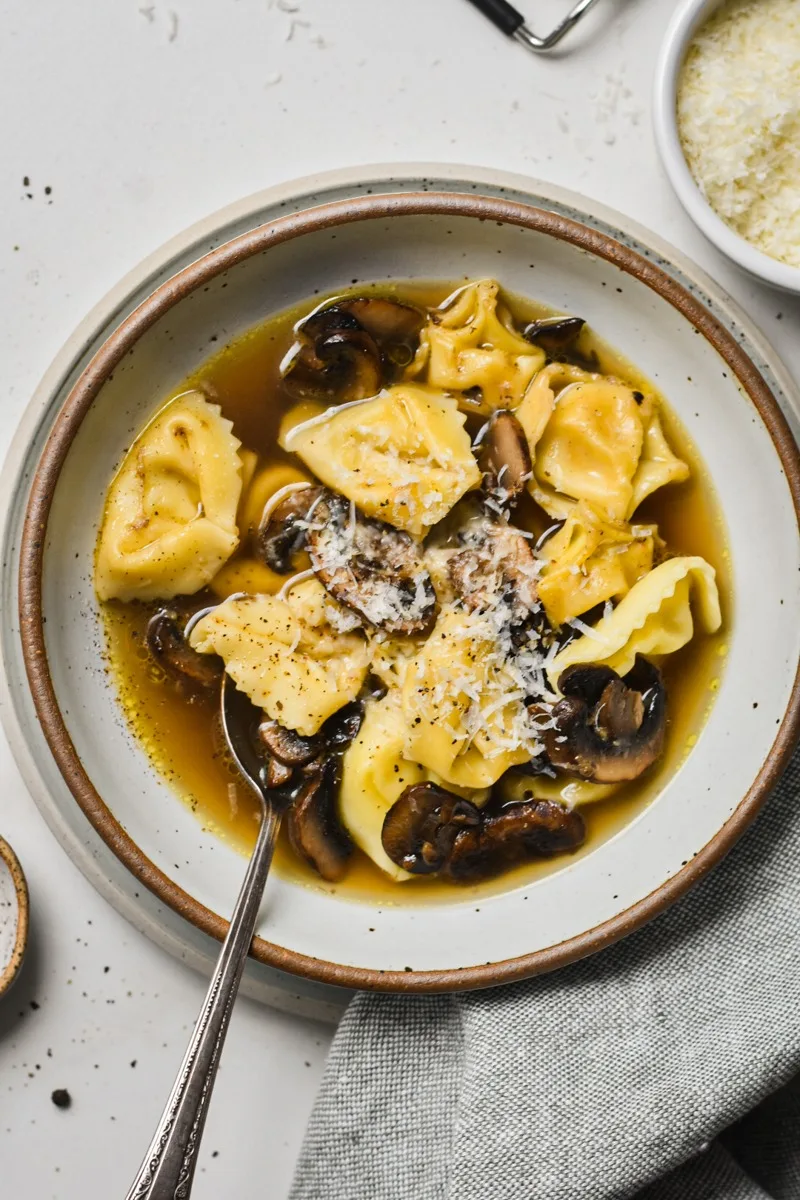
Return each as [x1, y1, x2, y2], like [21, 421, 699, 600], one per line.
[537, 501, 656, 626]
[281, 384, 481, 538]
[401, 604, 535, 789]
[426, 280, 546, 410]
[188, 578, 370, 736]
[548, 556, 722, 683]
[96, 391, 244, 602]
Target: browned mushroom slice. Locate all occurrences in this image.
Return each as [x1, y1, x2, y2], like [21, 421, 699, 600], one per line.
[543, 657, 666, 784]
[322, 700, 364, 750]
[259, 702, 363, 773]
[303, 297, 425, 369]
[381, 782, 585, 881]
[264, 754, 295, 790]
[257, 485, 324, 574]
[478, 411, 532, 508]
[448, 518, 539, 624]
[283, 324, 383, 404]
[335, 297, 425, 369]
[447, 798, 586, 880]
[307, 492, 437, 636]
[283, 297, 425, 402]
[381, 782, 482, 875]
[258, 719, 321, 767]
[523, 315, 586, 356]
[147, 608, 223, 691]
[286, 759, 353, 882]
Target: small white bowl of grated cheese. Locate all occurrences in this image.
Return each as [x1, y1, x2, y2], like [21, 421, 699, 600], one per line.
[654, 0, 800, 294]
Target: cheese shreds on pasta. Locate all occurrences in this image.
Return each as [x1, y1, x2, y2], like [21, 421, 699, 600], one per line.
[677, 0, 800, 268]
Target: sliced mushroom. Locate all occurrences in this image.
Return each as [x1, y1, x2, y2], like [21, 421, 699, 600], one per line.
[447, 798, 586, 880]
[523, 315, 586, 356]
[265, 754, 295, 789]
[147, 608, 223, 690]
[448, 516, 539, 625]
[259, 701, 363, 768]
[543, 657, 666, 784]
[283, 297, 425, 401]
[257, 485, 324, 574]
[322, 700, 364, 750]
[334, 297, 425, 368]
[381, 782, 482, 875]
[307, 492, 437, 636]
[258, 719, 321, 767]
[478, 411, 532, 508]
[257, 702, 364, 802]
[381, 783, 585, 880]
[283, 322, 382, 403]
[286, 759, 353, 882]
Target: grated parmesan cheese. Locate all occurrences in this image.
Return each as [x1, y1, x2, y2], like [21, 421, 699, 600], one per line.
[677, 0, 800, 268]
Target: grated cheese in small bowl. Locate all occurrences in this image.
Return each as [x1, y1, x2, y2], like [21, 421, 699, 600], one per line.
[676, 0, 800, 271]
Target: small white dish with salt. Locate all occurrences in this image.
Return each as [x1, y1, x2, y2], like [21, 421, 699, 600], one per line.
[654, 0, 800, 294]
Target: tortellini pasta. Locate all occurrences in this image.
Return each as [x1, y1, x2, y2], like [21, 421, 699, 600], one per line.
[629, 399, 690, 513]
[401, 604, 534, 788]
[188, 579, 369, 736]
[368, 635, 423, 691]
[548, 556, 722, 683]
[340, 692, 492, 881]
[95, 391, 243, 602]
[516, 362, 600, 457]
[426, 280, 546, 410]
[339, 693, 427, 882]
[281, 384, 481, 538]
[537, 501, 656, 625]
[533, 380, 644, 521]
[237, 461, 313, 543]
[528, 380, 689, 523]
[497, 770, 617, 808]
[99, 278, 726, 892]
[207, 557, 286, 600]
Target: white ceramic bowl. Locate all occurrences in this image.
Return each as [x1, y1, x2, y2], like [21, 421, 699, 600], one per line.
[654, 0, 800, 295]
[13, 190, 800, 994]
[0, 837, 28, 999]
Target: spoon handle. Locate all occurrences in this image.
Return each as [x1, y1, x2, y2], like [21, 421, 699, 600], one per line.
[125, 804, 280, 1200]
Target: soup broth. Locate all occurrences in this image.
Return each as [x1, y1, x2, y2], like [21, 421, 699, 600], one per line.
[101, 281, 730, 905]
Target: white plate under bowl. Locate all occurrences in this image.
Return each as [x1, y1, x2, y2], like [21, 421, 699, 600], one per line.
[3, 165, 800, 1019]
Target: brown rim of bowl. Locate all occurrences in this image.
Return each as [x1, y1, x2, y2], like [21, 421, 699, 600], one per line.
[18, 191, 800, 993]
[0, 837, 29, 997]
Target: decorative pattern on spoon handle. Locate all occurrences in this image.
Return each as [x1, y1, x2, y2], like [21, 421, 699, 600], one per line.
[125, 805, 279, 1200]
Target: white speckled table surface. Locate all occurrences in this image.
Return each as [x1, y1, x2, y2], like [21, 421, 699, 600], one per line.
[1, 1, 798, 1196]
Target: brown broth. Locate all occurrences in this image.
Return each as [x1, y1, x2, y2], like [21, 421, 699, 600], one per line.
[101, 281, 731, 906]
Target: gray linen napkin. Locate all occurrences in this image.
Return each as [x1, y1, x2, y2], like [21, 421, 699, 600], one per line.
[290, 743, 800, 1200]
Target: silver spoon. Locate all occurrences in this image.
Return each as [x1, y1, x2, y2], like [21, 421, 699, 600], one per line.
[125, 675, 281, 1200]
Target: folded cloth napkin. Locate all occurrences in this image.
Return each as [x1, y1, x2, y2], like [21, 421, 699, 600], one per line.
[290, 743, 800, 1200]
